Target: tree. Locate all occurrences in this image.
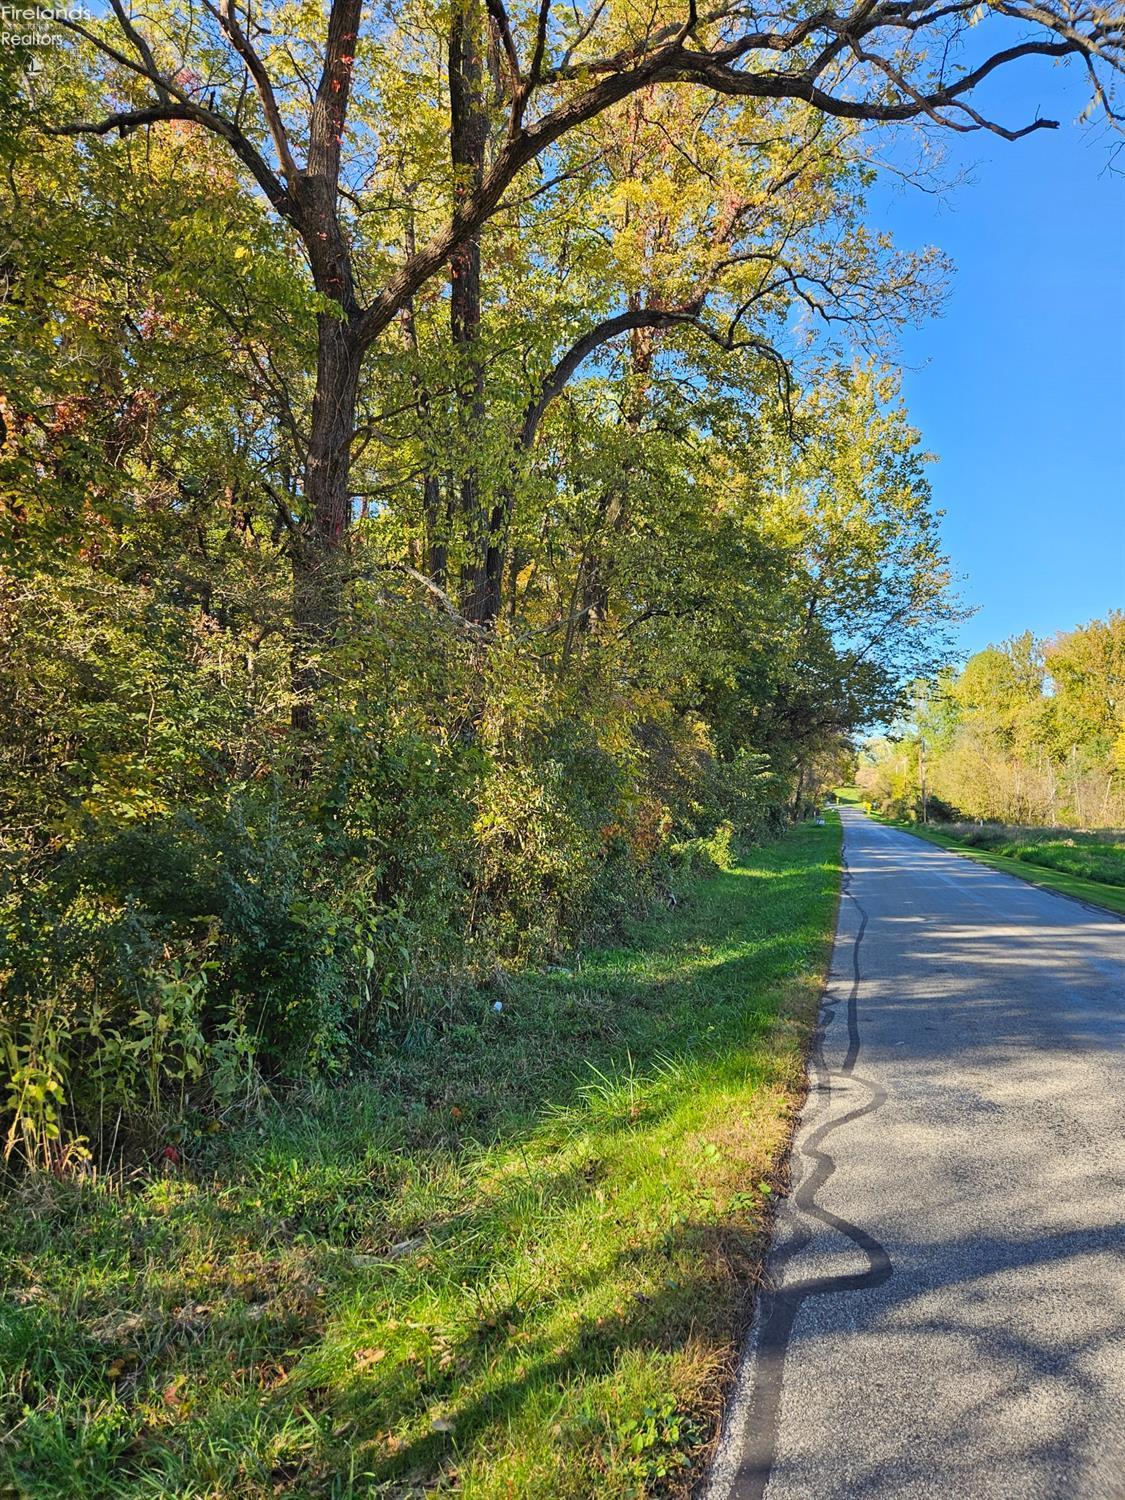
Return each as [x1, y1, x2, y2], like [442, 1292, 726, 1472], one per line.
[375, 77, 945, 635]
[35, 0, 1125, 710]
[862, 617, 1125, 826]
[1046, 612, 1125, 758]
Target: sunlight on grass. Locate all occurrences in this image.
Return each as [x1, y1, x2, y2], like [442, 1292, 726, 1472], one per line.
[879, 819, 1125, 916]
[0, 821, 841, 1499]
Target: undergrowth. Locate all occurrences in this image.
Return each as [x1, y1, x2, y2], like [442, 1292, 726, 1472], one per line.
[0, 817, 841, 1499]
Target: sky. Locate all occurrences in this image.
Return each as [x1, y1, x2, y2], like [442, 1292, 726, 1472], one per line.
[867, 52, 1125, 662]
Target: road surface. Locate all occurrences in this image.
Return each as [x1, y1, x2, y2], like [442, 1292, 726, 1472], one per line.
[705, 808, 1125, 1500]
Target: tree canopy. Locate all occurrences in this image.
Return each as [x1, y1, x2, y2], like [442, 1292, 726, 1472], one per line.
[859, 614, 1125, 826]
[1, 1, 1121, 1161]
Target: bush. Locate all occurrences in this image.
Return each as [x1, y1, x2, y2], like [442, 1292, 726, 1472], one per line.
[0, 801, 393, 1165]
[669, 820, 736, 876]
[0, 564, 801, 1168]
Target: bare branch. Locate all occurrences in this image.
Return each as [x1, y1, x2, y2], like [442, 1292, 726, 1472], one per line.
[355, 3, 1117, 349]
[380, 563, 490, 637]
[517, 298, 796, 452]
[528, 0, 553, 86]
[203, 0, 301, 185]
[49, 19, 295, 215]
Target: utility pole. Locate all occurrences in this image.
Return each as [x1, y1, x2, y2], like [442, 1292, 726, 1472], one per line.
[919, 735, 928, 824]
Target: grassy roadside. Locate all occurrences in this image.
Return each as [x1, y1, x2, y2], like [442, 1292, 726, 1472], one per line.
[0, 818, 841, 1500]
[872, 817, 1125, 917]
[828, 785, 864, 806]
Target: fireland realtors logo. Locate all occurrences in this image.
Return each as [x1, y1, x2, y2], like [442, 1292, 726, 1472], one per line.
[2, 1, 91, 71]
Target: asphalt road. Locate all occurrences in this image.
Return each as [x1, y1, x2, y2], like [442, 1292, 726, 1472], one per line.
[705, 808, 1125, 1500]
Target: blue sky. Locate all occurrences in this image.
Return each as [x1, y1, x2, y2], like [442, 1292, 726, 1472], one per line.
[869, 53, 1125, 661]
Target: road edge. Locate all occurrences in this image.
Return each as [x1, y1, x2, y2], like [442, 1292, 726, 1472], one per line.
[694, 811, 848, 1500]
[873, 818, 1125, 923]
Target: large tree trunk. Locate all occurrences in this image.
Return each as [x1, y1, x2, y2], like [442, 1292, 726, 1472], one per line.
[289, 175, 363, 730]
[287, 0, 366, 729]
[291, 312, 362, 728]
[449, 0, 495, 626]
[306, 314, 361, 553]
[792, 760, 807, 822]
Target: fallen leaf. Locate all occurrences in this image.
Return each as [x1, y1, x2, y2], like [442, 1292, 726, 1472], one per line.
[105, 1352, 140, 1381]
[90, 1311, 146, 1344]
[174, 1301, 212, 1336]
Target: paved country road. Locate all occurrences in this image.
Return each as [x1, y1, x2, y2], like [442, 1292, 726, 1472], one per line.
[704, 808, 1125, 1500]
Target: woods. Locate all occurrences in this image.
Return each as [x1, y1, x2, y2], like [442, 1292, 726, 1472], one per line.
[2, 2, 1122, 1166]
[859, 613, 1125, 826]
[1, 4, 1123, 1496]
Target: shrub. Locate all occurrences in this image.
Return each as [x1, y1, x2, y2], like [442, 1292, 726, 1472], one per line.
[0, 567, 798, 1168]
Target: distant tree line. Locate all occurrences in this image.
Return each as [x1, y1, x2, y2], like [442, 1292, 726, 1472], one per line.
[859, 615, 1125, 828]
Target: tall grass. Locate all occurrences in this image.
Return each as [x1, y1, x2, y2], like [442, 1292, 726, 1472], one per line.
[0, 819, 841, 1499]
[945, 825, 1125, 888]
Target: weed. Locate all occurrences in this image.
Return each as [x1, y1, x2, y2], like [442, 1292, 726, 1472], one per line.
[0, 820, 841, 1498]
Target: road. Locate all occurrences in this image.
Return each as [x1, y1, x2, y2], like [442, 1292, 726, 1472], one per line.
[705, 808, 1125, 1500]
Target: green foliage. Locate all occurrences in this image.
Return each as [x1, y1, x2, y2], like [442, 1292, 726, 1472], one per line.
[0, 3, 1113, 1486]
[0, 820, 841, 1499]
[860, 615, 1125, 828]
[956, 830, 1125, 889]
[0, 14, 964, 1166]
[0, 559, 801, 1162]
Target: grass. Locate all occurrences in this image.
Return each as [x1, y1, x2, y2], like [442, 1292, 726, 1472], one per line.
[828, 785, 864, 806]
[955, 828, 1125, 888]
[0, 818, 842, 1499]
[874, 818, 1125, 917]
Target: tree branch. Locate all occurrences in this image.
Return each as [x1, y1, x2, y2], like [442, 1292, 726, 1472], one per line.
[206, 0, 301, 185]
[354, 5, 1117, 349]
[42, 102, 293, 213]
[517, 301, 794, 452]
[106, 0, 170, 103]
[380, 563, 490, 638]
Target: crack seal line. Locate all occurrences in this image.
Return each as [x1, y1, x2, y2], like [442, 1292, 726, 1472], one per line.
[723, 846, 893, 1500]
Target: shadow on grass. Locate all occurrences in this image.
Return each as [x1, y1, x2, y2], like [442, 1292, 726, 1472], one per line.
[0, 825, 843, 1498]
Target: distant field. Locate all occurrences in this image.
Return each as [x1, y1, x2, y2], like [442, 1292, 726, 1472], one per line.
[829, 786, 864, 806]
